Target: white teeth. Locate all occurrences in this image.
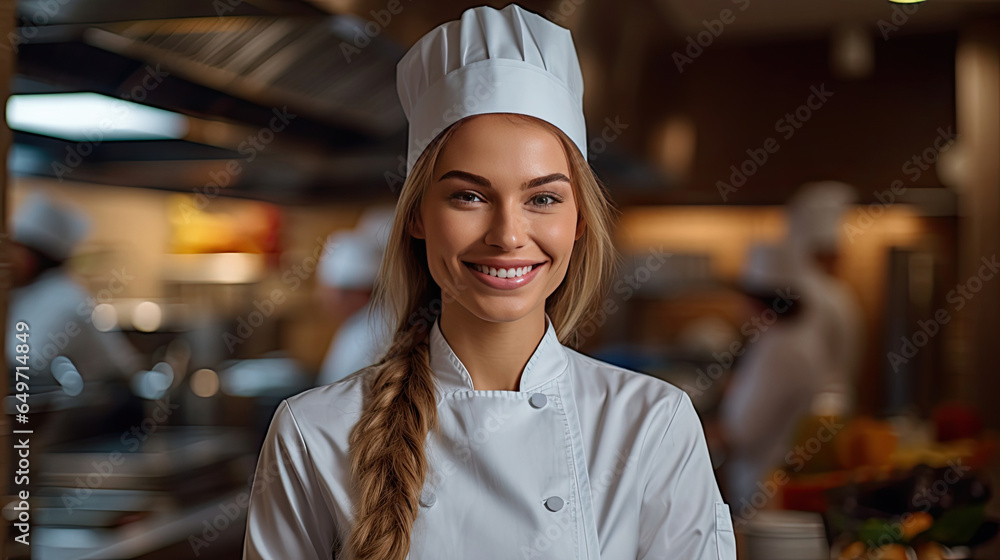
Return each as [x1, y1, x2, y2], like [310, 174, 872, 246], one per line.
[473, 263, 533, 278]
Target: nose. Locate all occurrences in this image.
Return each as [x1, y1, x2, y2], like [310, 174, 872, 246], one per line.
[483, 200, 527, 250]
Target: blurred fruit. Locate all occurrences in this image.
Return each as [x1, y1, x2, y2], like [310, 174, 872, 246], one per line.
[901, 512, 934, 539]
[921, 505, 987, 547]
[872, 544, 909, 560]
[838, 541, 866, 560]
[933, 403, 984, 442]
[780, 470, 851, 511]
[914, 542, 944, 560]
[836, 417, 899, 469]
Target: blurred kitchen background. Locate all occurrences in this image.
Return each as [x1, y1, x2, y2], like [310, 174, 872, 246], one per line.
[1, 0, 999, 558]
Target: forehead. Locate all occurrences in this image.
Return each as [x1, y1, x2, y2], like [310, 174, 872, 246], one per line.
[433, 114, 571, 182]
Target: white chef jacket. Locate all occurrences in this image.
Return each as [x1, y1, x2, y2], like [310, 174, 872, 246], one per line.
[243, 313, 737, 559]
[719, 318, 829, 505]
[316, 301, 393, 387]
[800, 264, 864, 389]
[7, 268, 141, 385]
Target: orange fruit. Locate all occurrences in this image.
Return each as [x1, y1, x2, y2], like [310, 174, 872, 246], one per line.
[915, 542, 945, 560]
[838, 541, 866, 560]
[901, 512, 933, 538]
[872, 544, 909, 560]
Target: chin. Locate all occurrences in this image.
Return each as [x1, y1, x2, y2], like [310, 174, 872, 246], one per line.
[462, 298, 542, 324]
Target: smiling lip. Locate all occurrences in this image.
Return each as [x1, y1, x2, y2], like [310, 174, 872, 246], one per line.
[463, 260, 545, 290]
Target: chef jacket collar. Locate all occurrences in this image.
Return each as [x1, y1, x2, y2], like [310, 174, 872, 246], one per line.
[428, 313, 569, 394]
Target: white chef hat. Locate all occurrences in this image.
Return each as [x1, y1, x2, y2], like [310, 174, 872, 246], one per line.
[354, 205, 396, 252]
[786, 181, 857, 254]
[318, 206, 394, 289]
[739, 242, 798, 294]
[396, 3, 587, 175]
[12, 192, 91, 261]
[318, 231, 381, 290]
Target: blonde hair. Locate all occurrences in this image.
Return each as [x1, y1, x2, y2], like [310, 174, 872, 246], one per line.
[346, 113, 620, 559]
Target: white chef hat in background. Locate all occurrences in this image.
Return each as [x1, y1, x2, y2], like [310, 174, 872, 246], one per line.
[318, 230, 381, 290]
[354, 205, 396, 253]
[740, 242, 799, 295]
[12, 192, 91, 261]
[396, 3, 587, 175]
[318, 206, 395, 290]
[786, 180, 857, 254]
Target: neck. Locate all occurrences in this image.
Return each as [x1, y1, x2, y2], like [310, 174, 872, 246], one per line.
[438, 303, 547, 391]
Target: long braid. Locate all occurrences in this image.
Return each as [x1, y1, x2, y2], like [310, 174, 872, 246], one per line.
[347, 320, 438, 559]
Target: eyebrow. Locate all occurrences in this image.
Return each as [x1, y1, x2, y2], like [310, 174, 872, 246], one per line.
[436, 170, 571, 190]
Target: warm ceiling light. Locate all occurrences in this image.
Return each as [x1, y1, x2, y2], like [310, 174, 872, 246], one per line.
[888, 0, 924, 4]
[6, 92, 188, 141]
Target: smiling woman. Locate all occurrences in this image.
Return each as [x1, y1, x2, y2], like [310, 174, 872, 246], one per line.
[242, 4, 737, 560]
[413, 114, 587, 331]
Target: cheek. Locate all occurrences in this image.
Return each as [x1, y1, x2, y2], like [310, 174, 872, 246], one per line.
[424, 211, 478, 265]
[534, 213, 579, 252]
[435, 211, 487, 247]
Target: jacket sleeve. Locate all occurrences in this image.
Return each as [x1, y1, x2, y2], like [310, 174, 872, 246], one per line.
[243, 400, 337, 560]
[637, 392, 737, 560]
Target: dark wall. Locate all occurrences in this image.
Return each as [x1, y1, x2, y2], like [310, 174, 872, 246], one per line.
[632, 31, 957, 205]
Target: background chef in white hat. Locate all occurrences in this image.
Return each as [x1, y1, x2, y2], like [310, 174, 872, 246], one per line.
[718, 242, 830, 506]
[7, 193, 143, 390]
[785, 180, 865, 410]
[7, 193, 146, 452]
[315, 206, 395, 386]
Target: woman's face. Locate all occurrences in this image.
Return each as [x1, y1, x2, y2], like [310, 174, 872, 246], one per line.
[411, 114, 585, 323]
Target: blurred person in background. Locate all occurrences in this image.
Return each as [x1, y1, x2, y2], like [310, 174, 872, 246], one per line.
[315, 206, 395, 386]
[719, 242, 830, 506]
[7, 193, 144, 444]
[785, 180, 865, 410]
[7, 192, 142, 389]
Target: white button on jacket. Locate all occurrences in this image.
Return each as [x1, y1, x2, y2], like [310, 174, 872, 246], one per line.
[243, 314, 737, 559]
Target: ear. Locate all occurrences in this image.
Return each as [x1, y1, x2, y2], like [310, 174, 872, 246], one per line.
[574, 214, 586, 241]
[409, 213, 426, 239]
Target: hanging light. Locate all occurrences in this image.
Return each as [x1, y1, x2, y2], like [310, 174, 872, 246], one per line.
[6, 92, 188, 141]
